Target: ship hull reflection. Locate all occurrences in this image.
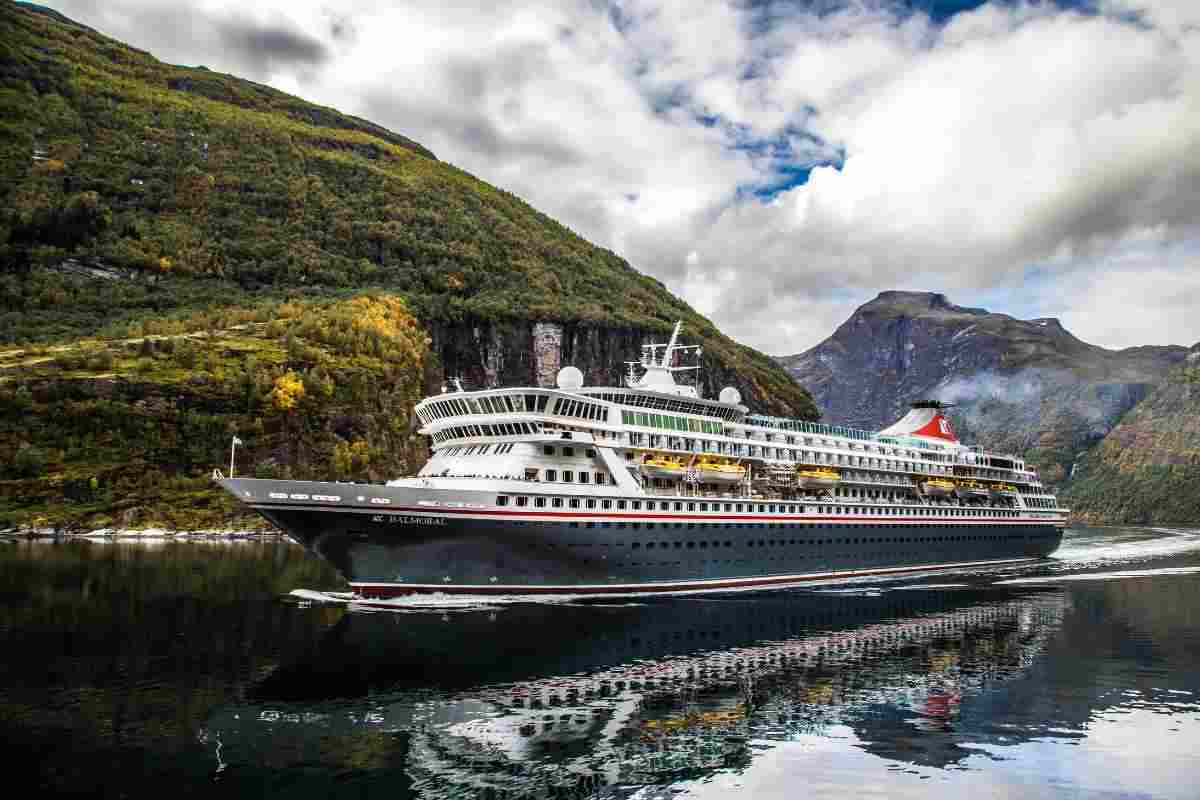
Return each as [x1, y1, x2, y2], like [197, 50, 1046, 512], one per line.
[205, 588, 1068, 796]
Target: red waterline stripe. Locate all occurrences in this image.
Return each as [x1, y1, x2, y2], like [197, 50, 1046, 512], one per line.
[252, 502, 1064, 526]
[348, 557, 1040, 598]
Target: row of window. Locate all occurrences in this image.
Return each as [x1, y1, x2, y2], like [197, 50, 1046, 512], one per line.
[585, 391, 742, 421]
[419, 392, 551, 423]
[420, 392, 610, 426]
[440, 443, 517, 458]
[744, 414, 873, 442]
[526, 470, 618, 487]
[555, 398, 607, 423]
[1026, 497, 1059, 509]
[431, 422, 540, 444]
[542, 445, 595, 458]
[496, 495, 1022, 518]
[620, 410, 723, 435]
[520, 529, 1051, 544]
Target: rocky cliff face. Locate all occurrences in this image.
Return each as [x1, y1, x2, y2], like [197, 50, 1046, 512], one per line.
[1063, 346, 1200, 523]
[778, 291, 1188, 484]
[428, 318, 810, 417]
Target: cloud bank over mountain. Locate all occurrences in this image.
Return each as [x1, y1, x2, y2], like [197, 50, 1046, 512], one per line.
[44, 0, 1200, 352]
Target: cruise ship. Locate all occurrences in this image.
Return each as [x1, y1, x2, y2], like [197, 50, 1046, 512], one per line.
[218, 323, 1066, 598]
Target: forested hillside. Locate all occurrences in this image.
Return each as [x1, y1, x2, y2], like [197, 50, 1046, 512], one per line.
[0, 1, 815, 531]
[1063, 347, 1200, 524]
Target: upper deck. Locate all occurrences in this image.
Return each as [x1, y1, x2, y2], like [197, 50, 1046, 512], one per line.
[412, 322, 1046, 492]
[412, 384, 1043, 487]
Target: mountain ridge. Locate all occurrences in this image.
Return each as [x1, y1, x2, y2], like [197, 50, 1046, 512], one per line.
[778, 290, 1189, 487]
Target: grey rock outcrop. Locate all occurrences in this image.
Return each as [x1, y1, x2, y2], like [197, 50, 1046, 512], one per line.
[427, 318, 805, 416]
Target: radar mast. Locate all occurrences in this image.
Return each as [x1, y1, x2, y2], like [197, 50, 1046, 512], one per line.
[624, 321, 703, 398]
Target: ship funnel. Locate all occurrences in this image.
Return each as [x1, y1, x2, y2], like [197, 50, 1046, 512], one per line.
[878, 402, 959, 443]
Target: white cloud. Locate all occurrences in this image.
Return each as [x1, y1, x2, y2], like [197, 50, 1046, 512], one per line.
[40, 0, 1200, 355]
[1053, 241, 1200, 349]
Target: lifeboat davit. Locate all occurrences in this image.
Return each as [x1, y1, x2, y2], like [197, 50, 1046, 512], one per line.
[640, 453, 686, 481]
[921, 479, 957, 497]
[697, 457, 746, 485]
[798, 468, 840, 490]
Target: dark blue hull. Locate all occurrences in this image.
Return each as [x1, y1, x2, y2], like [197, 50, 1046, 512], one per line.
[256, 504, 1063, 597]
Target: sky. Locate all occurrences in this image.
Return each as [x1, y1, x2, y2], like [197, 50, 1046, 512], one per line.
[41, 0, 1200, 355]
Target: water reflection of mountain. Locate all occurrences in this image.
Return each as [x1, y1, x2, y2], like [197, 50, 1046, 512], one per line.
[205, 588, 1069, 796]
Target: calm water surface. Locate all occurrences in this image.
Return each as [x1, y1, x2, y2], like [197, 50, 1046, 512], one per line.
[2, 526, 1199, 798]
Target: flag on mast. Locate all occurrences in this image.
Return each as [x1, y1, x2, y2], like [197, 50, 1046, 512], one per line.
[232, 436, 243, 446]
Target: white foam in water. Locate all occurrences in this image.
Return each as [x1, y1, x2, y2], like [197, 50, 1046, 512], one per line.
[995, 566, 1200, 586]
[1054, 528, 1200, 565]
[891, 583, 970, 591]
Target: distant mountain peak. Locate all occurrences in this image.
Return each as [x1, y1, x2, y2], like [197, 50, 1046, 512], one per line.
[777, 290, 1189, 488]
[860, 290, 988, 317]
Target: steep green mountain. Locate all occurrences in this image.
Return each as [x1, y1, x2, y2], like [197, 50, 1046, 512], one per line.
[0, 1, 815, 531]
[1063, 345, 1200, 524]
[778, 291, 1188, 488]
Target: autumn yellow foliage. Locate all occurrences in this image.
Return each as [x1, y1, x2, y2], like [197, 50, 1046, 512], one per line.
[348, 295, 420, 342]
[270, 370, 305, 411]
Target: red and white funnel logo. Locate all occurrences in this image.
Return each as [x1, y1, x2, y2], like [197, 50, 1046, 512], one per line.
[913, 413, 958, 443]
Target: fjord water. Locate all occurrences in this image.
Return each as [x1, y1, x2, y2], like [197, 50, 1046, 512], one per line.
[2, 528, 1199, 799]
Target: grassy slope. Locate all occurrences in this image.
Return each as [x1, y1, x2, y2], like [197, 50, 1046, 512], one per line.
[0, 1, 812, 420]
[0, 295, 431, 531]
[0, 2, 816, 530]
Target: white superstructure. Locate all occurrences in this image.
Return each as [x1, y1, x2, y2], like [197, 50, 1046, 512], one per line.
[405, 323, 1065, 521]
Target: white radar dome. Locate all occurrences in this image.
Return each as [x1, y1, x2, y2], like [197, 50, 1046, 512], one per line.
[556, 366, 584, 390]
[718, 386, 742, 405]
